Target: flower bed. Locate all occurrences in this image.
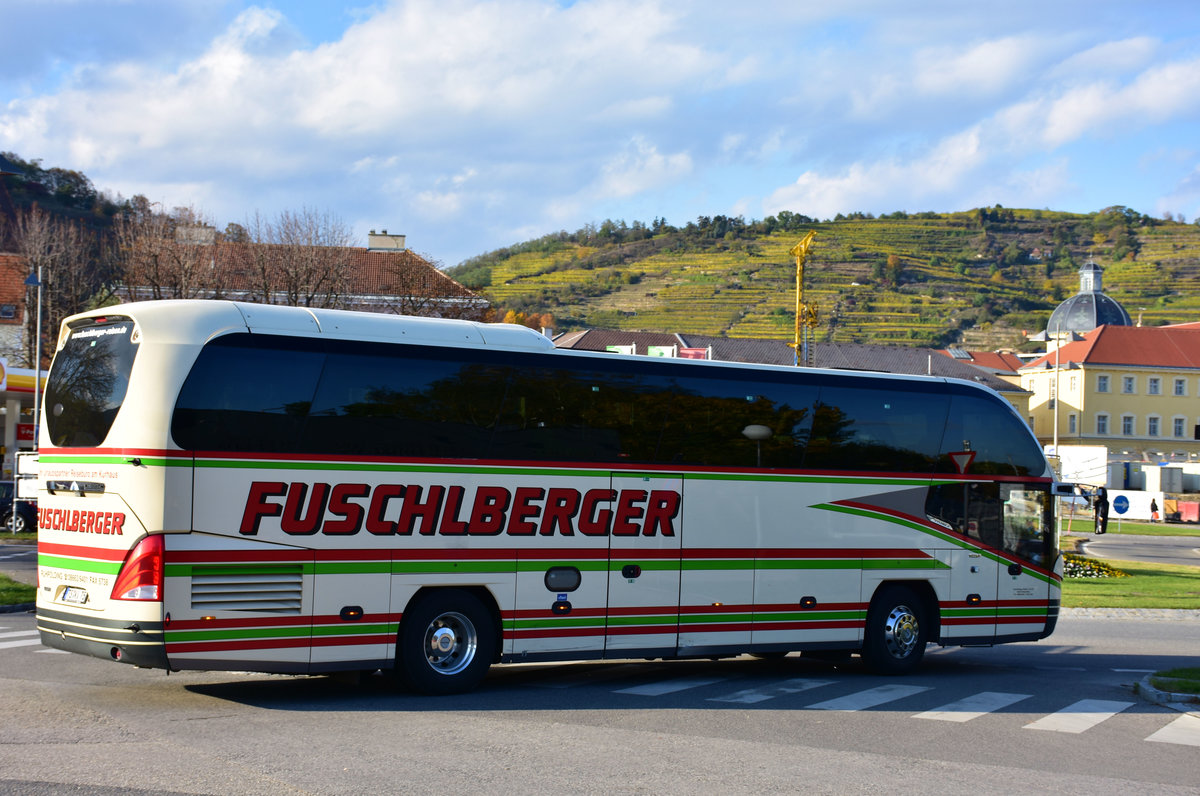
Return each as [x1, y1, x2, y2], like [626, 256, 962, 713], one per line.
[1063, 553, 1128, 579]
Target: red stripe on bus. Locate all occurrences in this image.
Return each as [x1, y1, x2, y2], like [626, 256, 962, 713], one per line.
[37, 542, 129, 561]
[167, 613, 404, 631]
[167, 634, 393, 654]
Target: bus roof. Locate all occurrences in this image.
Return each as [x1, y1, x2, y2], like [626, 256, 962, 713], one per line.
[63, 300, 557, 353]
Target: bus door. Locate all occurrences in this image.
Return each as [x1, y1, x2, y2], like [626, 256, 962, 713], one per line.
[928, 481, 1000, 643]
[605, 474, 682, 656]
[995, 484, 1056, 639]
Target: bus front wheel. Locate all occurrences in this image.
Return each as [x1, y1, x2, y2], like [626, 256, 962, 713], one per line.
[861, 585, 928, 675]
[397, 589, 495, 695]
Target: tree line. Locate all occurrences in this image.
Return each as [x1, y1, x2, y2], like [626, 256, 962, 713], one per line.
[1, 153, 478, 370]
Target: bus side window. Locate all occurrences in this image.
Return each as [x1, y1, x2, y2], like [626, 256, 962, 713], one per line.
[806, 383, 945, 473]
[173, 335, 325, 453]
[304, 346, 509, 458]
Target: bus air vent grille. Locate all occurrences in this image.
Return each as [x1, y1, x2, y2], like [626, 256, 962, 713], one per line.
[190, 567, 303, 614]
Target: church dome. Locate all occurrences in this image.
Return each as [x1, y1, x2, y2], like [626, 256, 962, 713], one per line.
[1046, 259, 1131, 334]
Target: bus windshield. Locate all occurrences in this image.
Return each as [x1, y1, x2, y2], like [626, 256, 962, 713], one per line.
[44, 316, 140, 447]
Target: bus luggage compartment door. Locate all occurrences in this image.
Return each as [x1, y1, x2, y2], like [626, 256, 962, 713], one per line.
[605, 474, 682, 656]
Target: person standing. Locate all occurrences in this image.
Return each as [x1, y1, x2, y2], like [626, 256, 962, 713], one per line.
[1150, 497, 1159, 523]
[1093, 487, 1109, 534]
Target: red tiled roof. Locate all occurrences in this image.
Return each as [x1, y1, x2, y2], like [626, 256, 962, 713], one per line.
[207, 244, 479, 299]
[936, 349, 1024, 374]
[1022, 325, 1200, 370]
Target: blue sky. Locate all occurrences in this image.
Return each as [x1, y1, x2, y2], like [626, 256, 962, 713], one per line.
[3, 0, 1200, 266]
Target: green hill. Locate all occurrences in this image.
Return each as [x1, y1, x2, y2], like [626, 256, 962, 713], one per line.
[448, 207, 1200, 351]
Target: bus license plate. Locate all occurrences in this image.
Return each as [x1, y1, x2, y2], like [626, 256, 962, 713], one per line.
[61, 587, 89, 605]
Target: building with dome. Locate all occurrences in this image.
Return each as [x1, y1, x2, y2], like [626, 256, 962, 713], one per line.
[1044, 259, 1132, 344]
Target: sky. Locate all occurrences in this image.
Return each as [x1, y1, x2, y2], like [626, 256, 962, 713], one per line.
[3, 1, 1200, 267]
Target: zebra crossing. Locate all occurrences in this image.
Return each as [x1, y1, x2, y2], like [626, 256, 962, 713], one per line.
[4, 620, 1197, 748]
[523, 663, 1200, 747]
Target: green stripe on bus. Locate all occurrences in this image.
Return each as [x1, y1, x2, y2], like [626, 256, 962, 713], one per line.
[37, 554, 122, 575]
[813, 502, 1058, 587]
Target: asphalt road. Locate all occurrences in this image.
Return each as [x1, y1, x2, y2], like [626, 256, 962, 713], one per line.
[1078, 533, 1200, 568]
[0, 610, 1197, 795]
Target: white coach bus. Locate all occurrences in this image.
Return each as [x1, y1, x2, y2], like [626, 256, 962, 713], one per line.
[36, 300, 1064, 694]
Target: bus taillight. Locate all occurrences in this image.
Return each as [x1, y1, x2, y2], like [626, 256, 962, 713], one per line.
[111, 534, 165, 601]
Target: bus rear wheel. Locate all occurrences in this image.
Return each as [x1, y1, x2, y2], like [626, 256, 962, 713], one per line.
[397, 589, 495, 695]
[861, 585, 928, 675]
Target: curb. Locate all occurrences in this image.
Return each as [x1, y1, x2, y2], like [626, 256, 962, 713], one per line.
[1135, 675, 1200, 716]
[0, 602, 34, 614]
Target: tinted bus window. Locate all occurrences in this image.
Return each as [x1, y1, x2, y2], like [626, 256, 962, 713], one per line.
[805, 382, 947, 473]
[495, 361, 672, 464]
[660, 373, 818, 469]
[172, 335, 325, 452]
[45, 317, 140, 447]
[303, 344, 509, 458]
[936, 391, 1047, 476]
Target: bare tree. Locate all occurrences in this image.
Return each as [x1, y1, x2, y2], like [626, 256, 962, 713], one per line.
[113, 201, 224, 302]
[241, 208, 353, 308]
[375, 251, 488, 320]
[3, 204, 110, 368]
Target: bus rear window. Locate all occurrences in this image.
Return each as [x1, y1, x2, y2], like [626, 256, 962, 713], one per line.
[45, 317, 140, 447]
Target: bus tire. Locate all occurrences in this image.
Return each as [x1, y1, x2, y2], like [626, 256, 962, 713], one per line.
[861, 585, 927, 675]
[397, 589, 495, 695]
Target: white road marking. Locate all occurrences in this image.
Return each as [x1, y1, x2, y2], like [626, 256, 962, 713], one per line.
[808, 684, 932, 711]
[914, 691, 1031, 722]
[1023, 699, 1133, 733]
[1146, 713, 1200, 747]
[615, 676, 726, 696]
[709, 678, 835, 704]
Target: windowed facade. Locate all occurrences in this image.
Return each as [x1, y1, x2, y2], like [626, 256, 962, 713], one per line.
[1147, 416, 1160, 437]
[1097, 375, 1110, 393]
[1122, 414, 1134, 436]
[1122, 376, 1136, 394]
[1175, 378, 1187, 397]
[1096, 414, 1109, 435]
[1068, 413, 1077, 434]
[1174, 417, 1187, 439]
[1148, 377, 1161, 395]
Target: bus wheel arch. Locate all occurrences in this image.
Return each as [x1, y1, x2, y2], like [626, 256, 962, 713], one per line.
[395, 587, 499, 695]
[861, 582, 937, 675]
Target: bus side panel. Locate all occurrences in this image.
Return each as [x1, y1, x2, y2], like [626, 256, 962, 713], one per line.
[605, 474, 681, 656]
[163, 531, 316, 673]
[182, 466, 318, 673]
[678, 475, 753, 652]
[940, 548, 1000, 642]
[510, 473, 611, 659]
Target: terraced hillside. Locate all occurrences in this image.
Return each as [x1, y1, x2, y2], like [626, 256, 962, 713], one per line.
[448, 207, 1200, 350]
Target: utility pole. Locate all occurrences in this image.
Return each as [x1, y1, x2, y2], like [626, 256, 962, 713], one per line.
[788, 231, 818, 367]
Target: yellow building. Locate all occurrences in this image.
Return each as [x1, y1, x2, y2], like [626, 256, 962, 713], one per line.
[1021, 323, 1200, 464]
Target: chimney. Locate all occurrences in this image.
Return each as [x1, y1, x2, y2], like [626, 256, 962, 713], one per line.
[368, 230, 407, 252]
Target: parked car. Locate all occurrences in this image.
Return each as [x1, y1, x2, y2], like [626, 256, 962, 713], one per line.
[0, 481, 37, 533]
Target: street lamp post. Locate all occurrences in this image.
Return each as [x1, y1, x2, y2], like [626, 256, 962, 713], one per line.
[24, 268, 42, 450]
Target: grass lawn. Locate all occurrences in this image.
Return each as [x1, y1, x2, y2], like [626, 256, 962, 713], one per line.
[0, 573, 34, 606]
[1061, 557, 1200, 608]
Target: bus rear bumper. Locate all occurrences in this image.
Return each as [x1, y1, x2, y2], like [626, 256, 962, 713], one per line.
[37, 606, 169, 669]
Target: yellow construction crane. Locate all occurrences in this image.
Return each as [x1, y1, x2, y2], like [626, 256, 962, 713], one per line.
[788, 231, 817, 366]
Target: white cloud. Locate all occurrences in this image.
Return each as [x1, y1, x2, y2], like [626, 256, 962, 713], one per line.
[913, 36, 1044, 97]
[1052, 37, 1159, 79]
[592, 136, 692, 200]
[1040, 56, 1200, 147]
[765, 127, 984, 217]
